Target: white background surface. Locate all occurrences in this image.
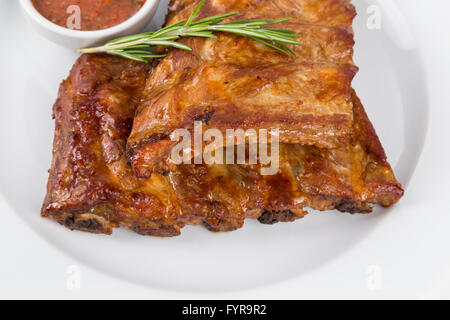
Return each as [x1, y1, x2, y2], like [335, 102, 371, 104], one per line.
[0, 0, 449, 299]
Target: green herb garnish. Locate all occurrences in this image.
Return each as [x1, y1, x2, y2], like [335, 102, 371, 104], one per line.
[79, 0, 301, 62]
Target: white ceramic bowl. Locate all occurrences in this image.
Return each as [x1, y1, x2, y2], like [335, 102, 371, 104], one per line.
[19, 0, 160, 49]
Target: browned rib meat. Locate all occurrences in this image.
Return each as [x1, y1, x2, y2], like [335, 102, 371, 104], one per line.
[42, 54, 403, 237]
[127, 0, 359, 177]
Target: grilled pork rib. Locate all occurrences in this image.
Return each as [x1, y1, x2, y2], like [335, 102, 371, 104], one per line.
[42, 0, 403, 236]
[42, 53, 402, 236]
[128, 0, 359, 177]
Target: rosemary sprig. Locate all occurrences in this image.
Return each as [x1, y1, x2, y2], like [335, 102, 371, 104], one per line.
[78, 0, 301, 63]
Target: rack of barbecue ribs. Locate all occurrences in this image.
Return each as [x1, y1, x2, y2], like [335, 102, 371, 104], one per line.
[128, 0, 359, 176]
[42, 0, 404, 237]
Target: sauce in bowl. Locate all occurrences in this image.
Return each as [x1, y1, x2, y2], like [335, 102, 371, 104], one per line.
[31, 0, 146, 31]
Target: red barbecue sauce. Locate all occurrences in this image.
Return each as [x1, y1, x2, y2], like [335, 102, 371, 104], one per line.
[31, 0, 146, 31]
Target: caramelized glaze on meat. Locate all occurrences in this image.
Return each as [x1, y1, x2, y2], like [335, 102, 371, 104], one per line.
[42, 53, 403, 236]
[127, 0, 359, 177]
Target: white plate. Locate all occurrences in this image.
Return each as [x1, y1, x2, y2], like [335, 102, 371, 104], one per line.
[0, 0, 432, 294]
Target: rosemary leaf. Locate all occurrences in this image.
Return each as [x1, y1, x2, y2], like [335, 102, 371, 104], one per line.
[78, 0, 301, 62]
